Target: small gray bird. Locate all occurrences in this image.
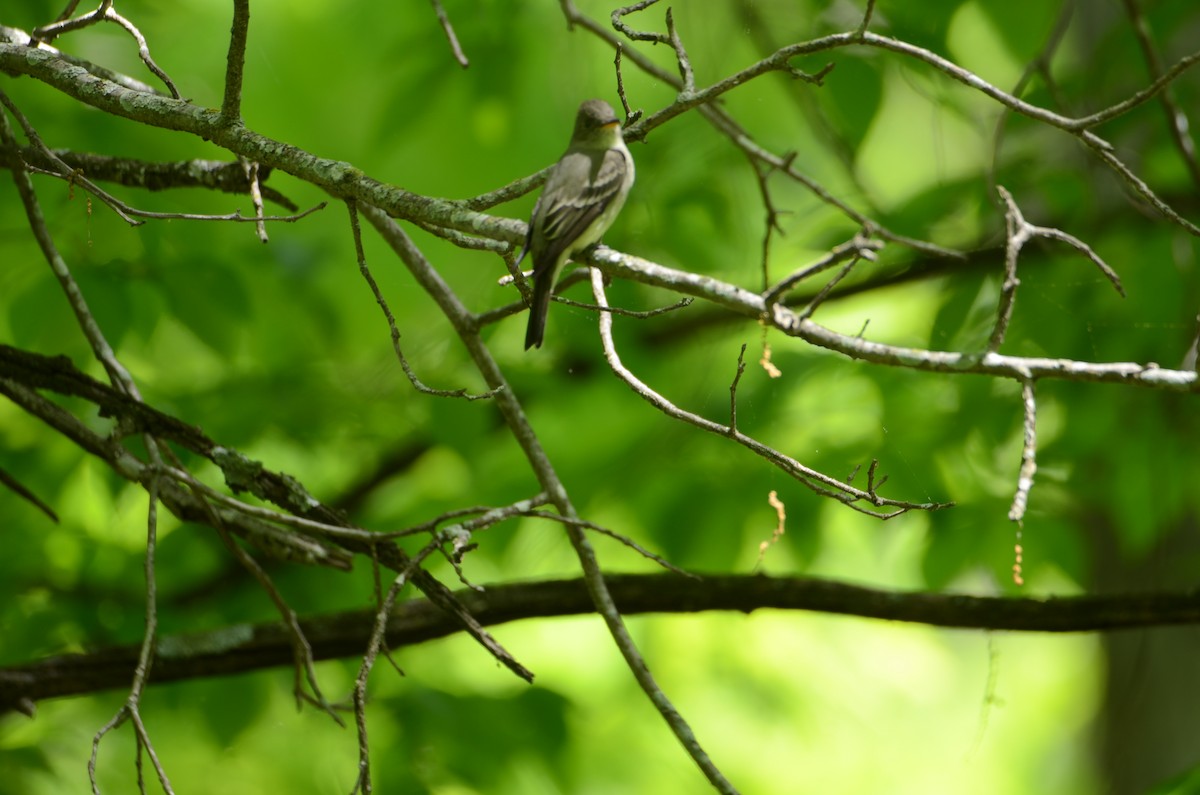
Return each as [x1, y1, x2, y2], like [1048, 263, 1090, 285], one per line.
[519, 99, 635, 349]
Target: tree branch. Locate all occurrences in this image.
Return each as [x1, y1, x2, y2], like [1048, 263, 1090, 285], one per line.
[6, 572, 1200, 713]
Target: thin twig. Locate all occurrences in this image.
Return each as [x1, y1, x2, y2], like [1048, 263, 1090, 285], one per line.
[460, 167, 548, 211]
[385, 498, 547, 539]
[665, 8, 695, 95]
[1074, 50, 1200, 129]
[1116, 0, 1200, 187]
[410, 217, 510, 251]
[763, 231, 881, 307]
[193, 478, 343, 721]
[392, 498, 550, 571]
[729, 343, 748, 433]
[612, 0, 669, 44]
[6, 93, 188, 793]
[0, 464, 59, 522]
[990, 186, 1124, 352]
[562, 7, 963, 258]
[535, 290, 693, 320]
[591, 266, 949, 517]
[346, 200, 500, 400]
[988, 0, 1076, 198]
[33, 0, 112, 43]
[614, 44, 639, 123]
[855, 0, 877, 38]
[1008, 379, 1038, 526]
[429, 0, 469, 68]
[88, 475, 176, 795]
[3, 23, 161, 94]
[48, 0, 85, 24]
[102, 6, 181, 99]
[239, 157, 269, 242]
[797, 254, 864, 321]
[1082, 133, 1200, 236]
[350, 540, 443, 795]
[526, 512, 698, 577]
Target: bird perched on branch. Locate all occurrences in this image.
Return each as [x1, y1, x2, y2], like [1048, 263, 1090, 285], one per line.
[518, 99, 634, 349]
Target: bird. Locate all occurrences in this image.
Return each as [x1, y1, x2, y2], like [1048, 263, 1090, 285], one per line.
[518, 99, 635, 349]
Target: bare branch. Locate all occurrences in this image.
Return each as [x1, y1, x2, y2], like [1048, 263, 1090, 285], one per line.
[578, 245, 1197, 391]
[612, 0, 669, 44]
[591, 267, 950, 516]
[240, 157, 265, 241]
[48, 0, 85, 25]
[351, 540, 442, 795]
[991, 186, 1124, 352]
[1008, 379, 1039, 526]
[0, 464, 58, 522]
[855, 0, 877, 38]
[614, 43, 638, 123]
[347, 200, 500, 400]
[665, 8, 695, 95]
[103, 6, 179, 99]
[1, 24, 158, 94]
[762, 231, 880, 306]
[33, 0, 112, 43]
[14, 573, 1200, 712]
[88, 475, 176, 795]
[429, 0, 470, 68]
[33, 3, 180, 98]
[461, 167, 547, 211]
[1120, 0, 1200, 187]
[524, 512, 698, 577]
[1074, 50, 1200, 130]
[0, 146, 299, 208]
[797, 254, 867, 322]
[729, 343, 748, 433]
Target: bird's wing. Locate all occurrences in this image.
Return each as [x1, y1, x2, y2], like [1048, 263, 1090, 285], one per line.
[530, 147, 629, 276]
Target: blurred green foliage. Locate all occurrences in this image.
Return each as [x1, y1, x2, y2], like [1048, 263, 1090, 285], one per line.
[2, 0, 1199, 793]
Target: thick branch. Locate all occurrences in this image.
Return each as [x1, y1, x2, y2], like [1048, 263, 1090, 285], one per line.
[0, 146, 298, 209]
[0, 39, 512, 241]
[5, 572, 1200, 712]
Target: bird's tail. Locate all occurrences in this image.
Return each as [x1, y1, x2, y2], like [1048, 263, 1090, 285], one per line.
[524, 275, 553, 350]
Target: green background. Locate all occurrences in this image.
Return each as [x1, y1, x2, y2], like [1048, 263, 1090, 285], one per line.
[2, 1, 1199, 793]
